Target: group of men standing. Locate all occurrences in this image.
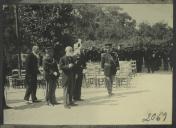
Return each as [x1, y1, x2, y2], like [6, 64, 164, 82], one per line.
[84, 45, 173, 73]
[23, 40, 120, 108]
[4, 40, 174, 109]
[24, 39, 86, 109]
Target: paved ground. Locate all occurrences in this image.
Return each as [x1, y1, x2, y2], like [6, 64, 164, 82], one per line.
[4, 72, 172, 125]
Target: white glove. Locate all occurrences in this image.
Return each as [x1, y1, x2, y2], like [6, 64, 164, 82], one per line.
[75, 74, 78, 79]
[53, 72, 58, 76]
[69, 63, 73, 68]
[83, 69, 86, 73]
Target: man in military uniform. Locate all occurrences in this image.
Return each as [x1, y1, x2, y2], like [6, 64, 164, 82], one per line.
[151, 48, 156, 73]
[59, 46, 77, 109]
[162, 48, 169, 71]
[43, 47, 59, 106]
[133, 47, 144, 73]
[101, 43, 120, 96]
[144, 47, 153, 73]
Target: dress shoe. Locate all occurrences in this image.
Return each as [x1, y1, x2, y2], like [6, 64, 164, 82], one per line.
[53, 102, 60, 105]
[4, 105, 12, 109]
[64, 105, 71, 109]
[77, 99, 84, 101]
[46, 101, 54, 106]
[33, 100, 41, 103]
[24, 99, 29, 103]
[109, 93, 114, 97]
[70, 103, 78, 106]
[25, 100, 33, 104]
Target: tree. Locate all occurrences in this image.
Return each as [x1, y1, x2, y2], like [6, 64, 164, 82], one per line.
[18, 4, 77, 50]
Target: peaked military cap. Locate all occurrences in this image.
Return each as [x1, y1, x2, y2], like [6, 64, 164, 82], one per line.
[45, 46, 53, 52]
[105, 43, 112, 47]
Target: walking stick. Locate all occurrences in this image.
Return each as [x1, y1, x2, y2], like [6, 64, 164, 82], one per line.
[83, 73, 87, 88]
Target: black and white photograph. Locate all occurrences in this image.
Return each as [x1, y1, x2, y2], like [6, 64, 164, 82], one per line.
[0, 0, 174, 126]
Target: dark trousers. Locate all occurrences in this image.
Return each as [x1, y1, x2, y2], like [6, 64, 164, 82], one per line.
[105, 75, 114, 95]
[136, 60, 142, 73]
[24, 80, 37, 101]
[163, 60, 169, 71]
[46, 79, 57, 104]
[63, 75, 74, 106]
[73, 73, 83, 100]
[3, 88, 7, 108]
[146, 62, 152, 73]
[146, 61, 155, 73]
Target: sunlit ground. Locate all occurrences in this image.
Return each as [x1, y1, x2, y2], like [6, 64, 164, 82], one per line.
[4, 71, 172, 125]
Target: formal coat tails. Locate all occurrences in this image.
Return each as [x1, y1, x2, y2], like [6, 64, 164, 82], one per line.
[73, 53, 86, 100]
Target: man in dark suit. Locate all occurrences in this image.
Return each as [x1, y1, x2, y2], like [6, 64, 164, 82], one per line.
[101, 43, 120, 96]
[73, 50, 86, 101]
[133, 47, 144, 73]
[144, 47, 153, 73]
[169, 43, 176, 70]
[2, 50, 12, 109]
[24, 46, 40, 103]
[59, 46, 77, 109]
[43, 47, 59, 106]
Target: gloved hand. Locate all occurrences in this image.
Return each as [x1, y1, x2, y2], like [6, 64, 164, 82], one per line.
[53, 72, 58, 76]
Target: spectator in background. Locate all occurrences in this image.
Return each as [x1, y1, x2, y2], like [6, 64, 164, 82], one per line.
[169, 43, 176, 70]
[144, 47, 153, 73]
[133, 47, 144, 73]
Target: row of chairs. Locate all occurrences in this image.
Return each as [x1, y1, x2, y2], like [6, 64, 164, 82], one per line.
[7, 61, 137, 88]
[83, 60, 136, 88]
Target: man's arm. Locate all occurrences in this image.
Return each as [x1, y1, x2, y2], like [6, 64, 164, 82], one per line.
[59, 57, 70, 71]
[113, 52, 120, 70]
[43, 57, 50, 73]
[25, 54, 32, 74]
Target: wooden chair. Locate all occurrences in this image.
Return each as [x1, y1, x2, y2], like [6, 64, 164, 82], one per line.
[116, 61, 131, 87]
[130, 60, 137, 77]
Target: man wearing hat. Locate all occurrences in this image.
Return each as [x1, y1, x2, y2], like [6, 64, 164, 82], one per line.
[43, 47, 59, 105]
[59, 46, 77, 109]
[101, 43, 120, 96]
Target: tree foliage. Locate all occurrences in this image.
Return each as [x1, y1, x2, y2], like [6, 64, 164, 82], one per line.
[3, 4, 173, 52]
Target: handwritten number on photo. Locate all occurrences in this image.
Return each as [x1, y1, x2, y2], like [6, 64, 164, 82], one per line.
[142, 112, 167, 122]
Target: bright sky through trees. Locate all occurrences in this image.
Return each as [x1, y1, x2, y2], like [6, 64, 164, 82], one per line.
[102, 4, 173, 27]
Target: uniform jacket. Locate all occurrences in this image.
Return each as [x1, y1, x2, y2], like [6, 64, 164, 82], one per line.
[101, 52, 119, 76]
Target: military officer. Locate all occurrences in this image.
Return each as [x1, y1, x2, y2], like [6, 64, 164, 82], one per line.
[43, 47, 59, 105]
[101, 43, 120, 96]
[144, 47, 153, 73]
